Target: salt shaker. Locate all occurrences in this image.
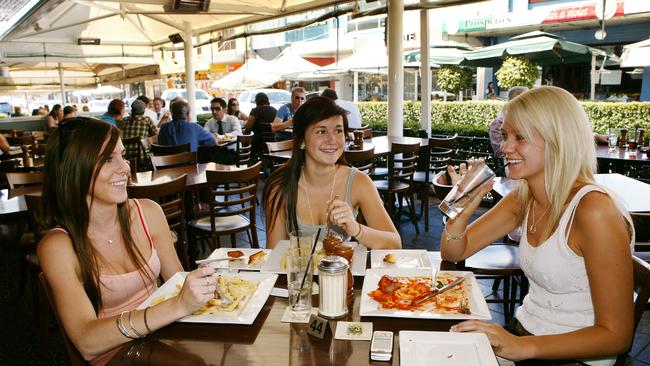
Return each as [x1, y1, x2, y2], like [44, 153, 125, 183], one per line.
[317, 256, 349, 319]
[333, 243, 355, 307]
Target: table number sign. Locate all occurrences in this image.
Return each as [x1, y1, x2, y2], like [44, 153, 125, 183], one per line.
[307, 314, 329, 339]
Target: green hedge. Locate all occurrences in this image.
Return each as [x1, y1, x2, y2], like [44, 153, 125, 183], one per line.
[358, 101, 650, 135]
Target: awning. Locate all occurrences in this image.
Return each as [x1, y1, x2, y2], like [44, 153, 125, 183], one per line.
[463, 31, 607, 67]
[403, 41, 473, 66]
[620, 38, 650, 68]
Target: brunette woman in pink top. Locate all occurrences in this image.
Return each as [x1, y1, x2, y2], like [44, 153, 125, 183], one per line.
[37, 117, 216, 363]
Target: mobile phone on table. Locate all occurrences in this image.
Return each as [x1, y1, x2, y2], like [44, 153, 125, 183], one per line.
[370, 330, 394, 362]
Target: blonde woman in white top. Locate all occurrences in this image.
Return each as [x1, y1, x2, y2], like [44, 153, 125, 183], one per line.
[442, 86, 634, 365]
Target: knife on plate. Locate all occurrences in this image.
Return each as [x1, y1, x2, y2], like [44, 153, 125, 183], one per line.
[195, 257, 248, 265]
[413, 276, 465, 305]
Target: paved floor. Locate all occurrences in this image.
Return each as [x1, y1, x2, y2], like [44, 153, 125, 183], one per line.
[1, 184, 648, 365]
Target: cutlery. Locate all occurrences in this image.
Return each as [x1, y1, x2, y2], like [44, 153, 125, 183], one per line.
[413, 277, 465, 305]
[195, 257, 248, 265]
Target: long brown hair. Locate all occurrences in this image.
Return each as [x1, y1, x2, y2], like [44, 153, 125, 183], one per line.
[263, 96, 348, 236]
[42, 117, 152, 313]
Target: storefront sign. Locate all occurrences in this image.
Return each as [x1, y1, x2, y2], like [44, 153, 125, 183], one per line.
[542, 1, 623, 24]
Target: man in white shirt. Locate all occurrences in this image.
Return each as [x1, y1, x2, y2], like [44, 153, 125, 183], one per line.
[204, 97, 242, 153]
[152, 96, 170, 126]
[321, 88, 362, 128]
[136, 95, 159, 126]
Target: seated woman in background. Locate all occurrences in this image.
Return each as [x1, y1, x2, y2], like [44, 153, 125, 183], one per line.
[263, 96, 401, 250]
[244, 92, 277, 156]
[38, 117, 216, 364]
[46, 104, 63, 130]
[443, 86, 634, 365]
[227, 97, 248, 122]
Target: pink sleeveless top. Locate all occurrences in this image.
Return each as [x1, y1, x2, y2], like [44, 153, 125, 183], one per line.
[50, 199, 161, 318]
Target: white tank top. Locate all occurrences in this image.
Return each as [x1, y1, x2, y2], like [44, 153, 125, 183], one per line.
[515, 185, 634, 366]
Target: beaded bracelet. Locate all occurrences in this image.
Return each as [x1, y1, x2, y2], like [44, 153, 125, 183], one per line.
[443, 226, 467, 241]
[128, 310, 146, 338]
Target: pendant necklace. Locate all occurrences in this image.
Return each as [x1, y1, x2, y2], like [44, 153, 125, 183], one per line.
[301, 165, 338, 230]
[528, 200, 550, 234]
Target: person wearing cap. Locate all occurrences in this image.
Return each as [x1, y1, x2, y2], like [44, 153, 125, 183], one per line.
[119, 99, 158, 163]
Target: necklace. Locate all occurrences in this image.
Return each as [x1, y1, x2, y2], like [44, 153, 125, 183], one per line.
[528, 200, 550, 234]
[301, 165, 338, 229]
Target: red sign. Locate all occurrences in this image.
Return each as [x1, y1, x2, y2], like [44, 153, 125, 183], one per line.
[542, 1, 624, 24]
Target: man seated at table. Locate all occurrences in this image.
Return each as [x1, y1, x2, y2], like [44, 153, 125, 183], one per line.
[119, 100, 158, 164]
[62, 105, 77, 121]
[100, 99, 125, 127]
[158, 100, 216, 152]
[202, 97, 242, 164]
[272, 86, 305, 141]
[321, 88, 362, 129]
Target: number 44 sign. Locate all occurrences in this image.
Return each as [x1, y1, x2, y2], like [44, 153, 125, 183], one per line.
[307, 314, 329, 339]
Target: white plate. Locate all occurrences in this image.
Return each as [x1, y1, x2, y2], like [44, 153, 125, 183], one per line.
[260, 240, 367, 276]
[203, 248, 271, 270]
[137, 271, 278, 324]
[370, 249, 432, 269]
[359, 269, 491, 320]
[399, 331, 498, 366]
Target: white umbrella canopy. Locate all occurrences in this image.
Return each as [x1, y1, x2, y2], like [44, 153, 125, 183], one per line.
[72, 85, 125, 97]
[621, 38, 650, 68]
[211, 57, 280, 91]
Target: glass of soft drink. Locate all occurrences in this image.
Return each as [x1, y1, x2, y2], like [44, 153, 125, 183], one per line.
[287, 230, 315, 316]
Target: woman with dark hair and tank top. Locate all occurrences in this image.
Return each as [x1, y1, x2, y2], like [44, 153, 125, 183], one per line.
[443, 86, 634, 365]
[37, 117, 216, 364]
[263, 96, 400, 250]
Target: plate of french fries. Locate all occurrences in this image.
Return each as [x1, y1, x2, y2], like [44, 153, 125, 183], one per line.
[137, 271, 278, 324]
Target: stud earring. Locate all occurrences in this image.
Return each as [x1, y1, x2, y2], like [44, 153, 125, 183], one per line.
[300, 143, 306, 149]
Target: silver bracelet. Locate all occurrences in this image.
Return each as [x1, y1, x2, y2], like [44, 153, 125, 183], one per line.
[443, 226, 466, 241]
[128, 310, 146, 338]
[117, 311, 137, 339]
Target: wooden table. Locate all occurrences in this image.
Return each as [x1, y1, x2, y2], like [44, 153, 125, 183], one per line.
[107, 259, 465, 366]
[263, 136, 429, 161]
[595, 145, 649, 162]
[131, 162, 247, 189]
[493, 173, 650, 212]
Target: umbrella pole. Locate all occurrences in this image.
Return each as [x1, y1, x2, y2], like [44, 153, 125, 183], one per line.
[590, 53, 597, 101]
[58, 63, 66, 105]
[420, 2, 431, 137]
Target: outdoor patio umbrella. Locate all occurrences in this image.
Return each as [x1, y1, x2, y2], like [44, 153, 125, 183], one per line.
[403, 40, 473, 66]
[463, 31, 607, 67]
[620, 38, 650, 68]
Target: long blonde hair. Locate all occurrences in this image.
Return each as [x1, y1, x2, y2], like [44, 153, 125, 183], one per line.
[503, 86, 598, 240]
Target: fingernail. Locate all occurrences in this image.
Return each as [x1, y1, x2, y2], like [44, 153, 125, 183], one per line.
[450, 325, 457, 332]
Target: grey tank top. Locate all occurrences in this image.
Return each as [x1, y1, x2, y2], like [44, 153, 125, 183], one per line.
[293, 167, 359, 242]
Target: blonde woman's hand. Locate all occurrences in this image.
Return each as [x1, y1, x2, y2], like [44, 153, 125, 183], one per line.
[447, 163, 467, 186]
[451, 320, 531, 361]
[327, 198, 360, 238]
[175, 265, 215, 315]
[447, 158, 494, 223]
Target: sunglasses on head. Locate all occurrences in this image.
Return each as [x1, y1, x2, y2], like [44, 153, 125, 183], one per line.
[58, 117, 90, 160]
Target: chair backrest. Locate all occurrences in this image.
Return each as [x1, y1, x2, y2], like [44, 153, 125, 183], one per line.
[424, 134, 457, 181]
[6, 171, 43, 189]
[38, 273, 86, 366]
[205, 162, 261, 230]
[24, 194, 45, 242]
[128, 174, 189, 269]
[631, 256, 650, 333]
[265, 139, 293, 153]
[345, 147, 375, 175]
[432, 170, 452, 201]
[150, 143, 191, 156]
[122, 137, 148, 171]
[632, 213, 650, 244]
[237, 132, 254, 167]
[388, 142, 420, 183]
[150, 151, 197, 170]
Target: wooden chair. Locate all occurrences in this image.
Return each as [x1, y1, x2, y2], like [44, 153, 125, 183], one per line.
[188, 162, 262, 251]
[632, 213, 650, 263]
[38, 273, 86, 366]
[615, 256, 650, 365]
[122, 137, 149, 172]
[150, 143, 190, 156]
[345, 147, 375, 175]
[6, 171, 43, 189]
[373, 142, 420, 233]
[151, 151, 197, 170]
[264, 139, 293, 176]
[414, 134, 457, 231]
[236, 132, 254, 167]
[128, 174, 190, 270]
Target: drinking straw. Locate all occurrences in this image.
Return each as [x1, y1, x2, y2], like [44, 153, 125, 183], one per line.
[292, 228, 321, 307]
[447, 162, 510, 206]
